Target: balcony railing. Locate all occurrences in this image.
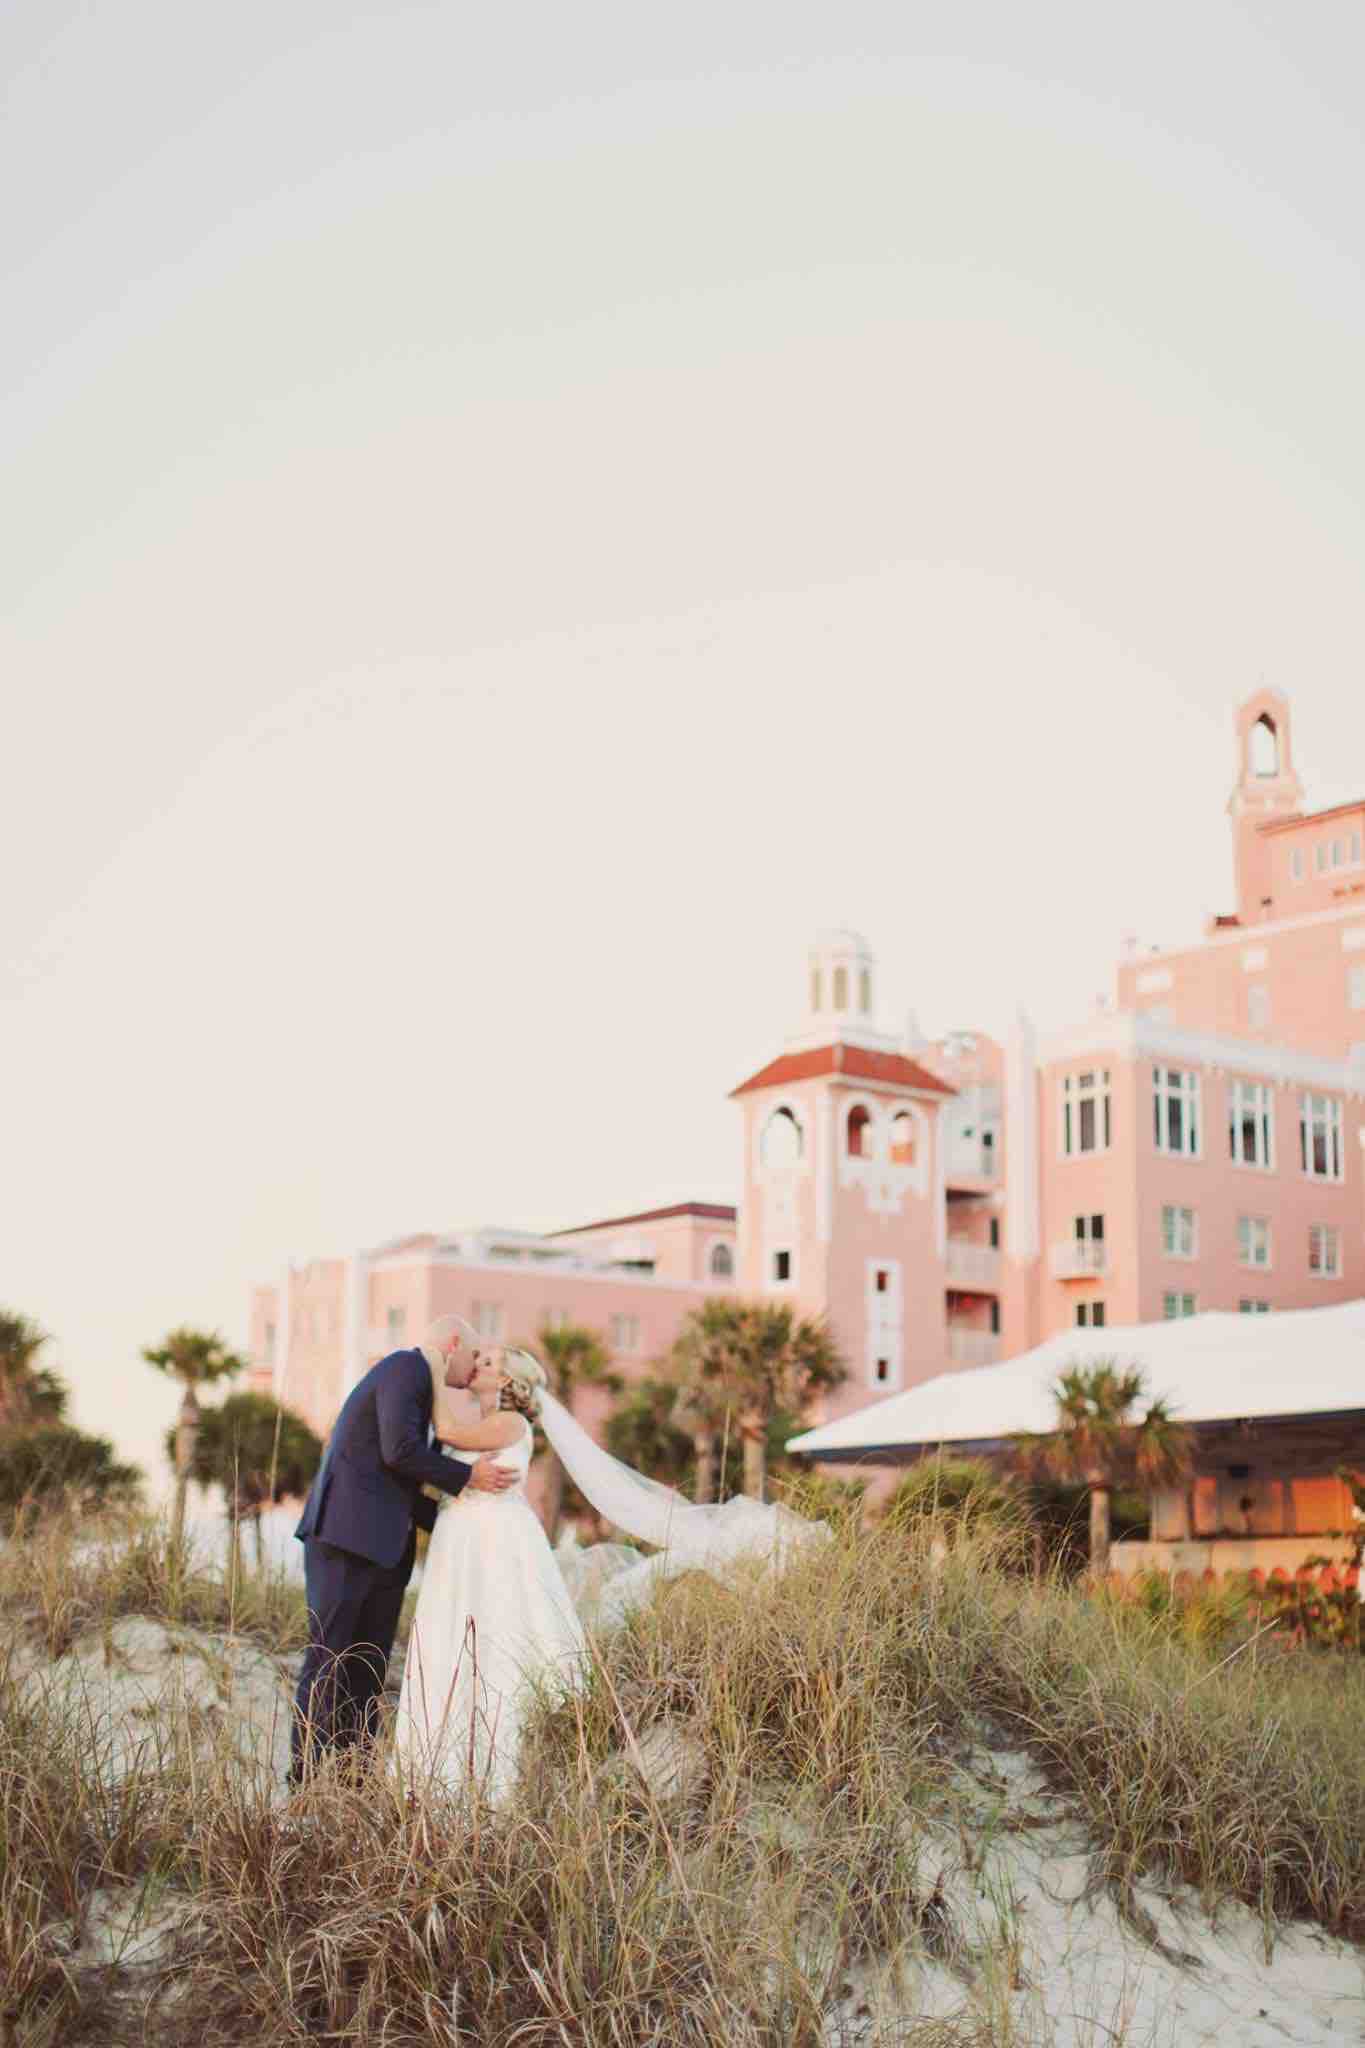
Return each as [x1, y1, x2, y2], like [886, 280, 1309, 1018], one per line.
[945, 1142, 998, 1186]
[1050, 1240, 1108, 1280]
[944, 1240, 1001, 1290]
[947, 1329, 1000, 1368]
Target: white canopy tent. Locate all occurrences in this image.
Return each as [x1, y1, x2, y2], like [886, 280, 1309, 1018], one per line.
[787, 1300, 1365, 1463]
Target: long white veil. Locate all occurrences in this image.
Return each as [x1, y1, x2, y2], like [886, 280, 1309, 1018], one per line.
[535, 1386, 830, 1625]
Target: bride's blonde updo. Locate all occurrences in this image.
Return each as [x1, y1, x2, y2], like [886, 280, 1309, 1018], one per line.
[498, 1348, 548, 1422]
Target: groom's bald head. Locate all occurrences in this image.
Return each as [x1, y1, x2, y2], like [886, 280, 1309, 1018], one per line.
[423, 1315, 482, 1389]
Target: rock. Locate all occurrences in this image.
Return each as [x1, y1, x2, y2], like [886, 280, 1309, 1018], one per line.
[67, 1885, 193, 1969]
[624, 1719, 708, 1804]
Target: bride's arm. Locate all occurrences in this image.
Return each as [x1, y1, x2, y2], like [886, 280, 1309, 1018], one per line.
[436, 1410, 525, 1453]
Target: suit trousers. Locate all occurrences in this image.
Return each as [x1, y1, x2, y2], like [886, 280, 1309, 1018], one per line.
[290, 1536, 413, 1784]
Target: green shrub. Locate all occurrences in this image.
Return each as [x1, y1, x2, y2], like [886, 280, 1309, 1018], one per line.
[0, 1423, 142, 1524]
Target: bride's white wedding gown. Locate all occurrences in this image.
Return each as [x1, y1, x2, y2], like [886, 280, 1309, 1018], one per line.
[393, 1419, 586, 1803]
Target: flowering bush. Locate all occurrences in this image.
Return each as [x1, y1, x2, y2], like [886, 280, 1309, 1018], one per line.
[1251, 1560, 1363, 1652]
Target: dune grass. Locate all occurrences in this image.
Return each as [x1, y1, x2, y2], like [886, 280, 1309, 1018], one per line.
[2, 1507, 1364, 2045]
[0, 1507, 308, 1660]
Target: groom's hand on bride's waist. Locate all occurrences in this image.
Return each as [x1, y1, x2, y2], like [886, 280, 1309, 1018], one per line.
[466, 1456, 518, 1493]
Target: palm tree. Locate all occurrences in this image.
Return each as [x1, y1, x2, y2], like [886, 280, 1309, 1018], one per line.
[142, 1326, 245, 1553]
[604, 1375, 694, 1493]
[0, 1309, 67, 1431]
[670, 1373, 731, 1504]
[1016, 1362, 1190, 1577]
[673, 1298, 846, 1502]
[171, 1391, 322, 1574]
[533, 1321, 623, 1543]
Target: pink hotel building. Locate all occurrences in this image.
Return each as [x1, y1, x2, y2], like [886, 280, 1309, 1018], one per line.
[250, 691, 1365, 1464]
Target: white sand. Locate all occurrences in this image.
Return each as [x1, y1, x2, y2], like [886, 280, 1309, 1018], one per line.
[836, 1745, 1365, 2047]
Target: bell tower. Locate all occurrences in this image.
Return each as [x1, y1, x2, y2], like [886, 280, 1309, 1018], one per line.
[805, 929, 877, 1041]
[730, 932, 954, 1415]
[1229, 689, 1303, 924]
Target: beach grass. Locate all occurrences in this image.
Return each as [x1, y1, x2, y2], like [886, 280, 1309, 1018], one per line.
[3, 1506, 1363, 2044]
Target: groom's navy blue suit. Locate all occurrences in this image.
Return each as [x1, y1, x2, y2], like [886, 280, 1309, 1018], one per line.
[290, 1346, 472, 1782]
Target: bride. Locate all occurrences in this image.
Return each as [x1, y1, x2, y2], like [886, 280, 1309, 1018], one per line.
[394, 1325, 830, 1802]
[393, 1342, 583, 1804]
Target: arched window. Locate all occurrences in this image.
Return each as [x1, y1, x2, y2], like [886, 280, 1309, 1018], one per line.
[833, 965, 848, 1010]
[810, 968, 822, 1012]
[1250, 714, 1279, 778]
[760, 1105, 803, 1168]
[847, 1104, 871, 1157]
[709, 1242, 734, 1279]
[890, 1111, 916, 1166]
[859, 967, 871, 1014]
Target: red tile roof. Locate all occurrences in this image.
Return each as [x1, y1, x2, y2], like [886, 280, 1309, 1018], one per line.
[552, 1201, 737, 1237]
[729, 1044, 956, 1098]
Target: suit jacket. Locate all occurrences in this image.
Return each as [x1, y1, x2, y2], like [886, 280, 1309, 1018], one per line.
[295, 1347, 472, 1568]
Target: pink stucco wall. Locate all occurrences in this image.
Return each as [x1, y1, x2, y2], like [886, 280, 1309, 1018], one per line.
[1038, 1048, 1363, 1343]
[545, 1206, 737, 1287]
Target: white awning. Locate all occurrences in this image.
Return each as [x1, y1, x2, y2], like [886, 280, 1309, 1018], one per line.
[787, 1300, 1365, 1459]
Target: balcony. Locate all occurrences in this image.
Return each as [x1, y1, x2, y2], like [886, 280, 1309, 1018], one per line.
[944, 1240, 1000, 1291]
[947, 1329, 1000, 1369]
[1050, 1240, 1108, 1280]
[944, 1139, 999, 1192]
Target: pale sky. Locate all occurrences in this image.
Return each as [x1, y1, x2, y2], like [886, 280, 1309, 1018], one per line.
[5, 1, 1365, 1490]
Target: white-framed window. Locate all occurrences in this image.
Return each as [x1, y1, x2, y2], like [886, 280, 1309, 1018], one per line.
[1154, 1066, 1201, 1157]
[263, 1320, 276, 1363]
[1322, 833, 1363, 871]
[1239, 1299, 1271, 1315]
[1228, 1079, 1275, 1170]
[1300, 1093, 1344, 1181]
[1237, 1215, 1272, 1268]
[1316, 841, 1328, 874]
[1163, 1291, 1197, 1319]
[1075, 1302, 1106, 1328]
[708, 1241, 735, 1280]
[1290, 847, 1305, 884]
[760, 1105, 803, 1168]
[1308, 1225, 1341, 1278]
[1247, 984, 1270, 1031]
[772, 1249, 793, 1285]
[866, 1258, 903, 1390]
[889, 1111, 917, 1165]
[1061, 1069, 1111, 1156]
[471, 1301, 504, 1341]
[609, 1313, 641, 1353]
[385, 1305, 407, 1342]
[1161, 1205, 1197, 1259]
[1348, 965, 1365, 1012]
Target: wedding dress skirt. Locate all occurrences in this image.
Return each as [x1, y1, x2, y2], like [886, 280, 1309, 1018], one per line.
[392, 1420, 586, 1804]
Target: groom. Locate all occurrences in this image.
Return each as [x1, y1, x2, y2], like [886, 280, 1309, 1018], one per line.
[289, 1316, 516, 1784]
